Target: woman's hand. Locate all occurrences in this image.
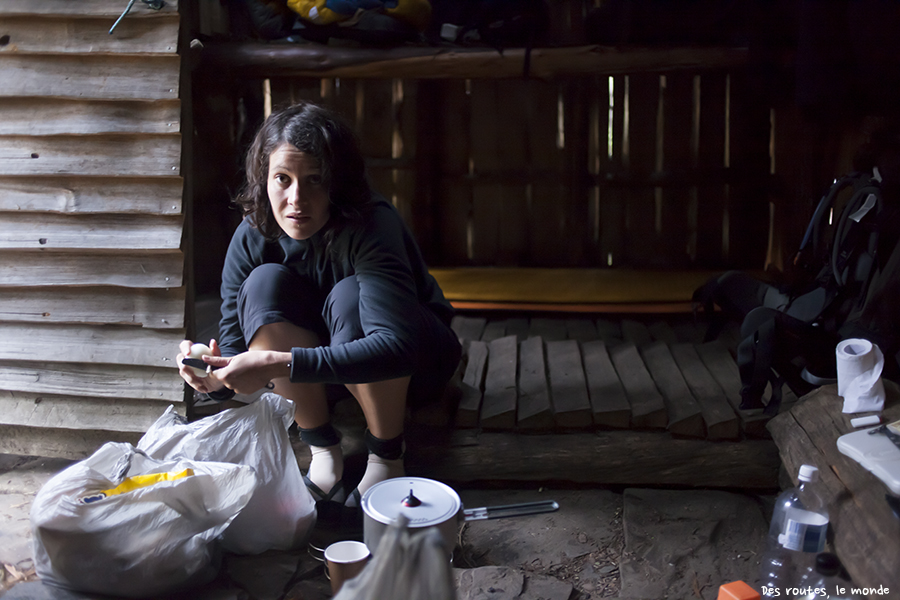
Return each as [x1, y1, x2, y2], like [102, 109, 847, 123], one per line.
[176, 339, 227, 394]
[204, 350, 292, 395]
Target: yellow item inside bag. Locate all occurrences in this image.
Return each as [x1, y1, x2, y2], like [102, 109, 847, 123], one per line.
[80, 469, 194, 504]
[287, 0, 431, 31]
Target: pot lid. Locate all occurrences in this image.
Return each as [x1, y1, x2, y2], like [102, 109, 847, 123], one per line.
[361, 477, 461, 527]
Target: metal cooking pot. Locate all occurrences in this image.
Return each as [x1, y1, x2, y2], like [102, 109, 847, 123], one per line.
[360, 476, 559, 560]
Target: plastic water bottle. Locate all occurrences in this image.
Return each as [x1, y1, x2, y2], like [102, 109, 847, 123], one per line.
[758, 464, 829, 598]
[779, 465, 829, 589]
[758, 543, 793, 599]
[795, 553, 861, 599]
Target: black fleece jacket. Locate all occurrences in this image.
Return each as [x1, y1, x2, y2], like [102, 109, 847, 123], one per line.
[218, 197, 454, 384]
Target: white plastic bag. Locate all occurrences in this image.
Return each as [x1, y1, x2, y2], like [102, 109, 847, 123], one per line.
[335, 515, 456, 600]
[137, 393, 316, 555]
[31, 442, 257, 598]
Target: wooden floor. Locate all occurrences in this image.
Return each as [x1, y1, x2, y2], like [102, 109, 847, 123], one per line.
[193, 296, 784, 489]
[401, 311, 786, 491]
[446, 312, 787, 440]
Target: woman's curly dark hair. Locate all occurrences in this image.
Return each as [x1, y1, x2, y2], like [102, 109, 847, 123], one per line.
[235, 102, 373, 244]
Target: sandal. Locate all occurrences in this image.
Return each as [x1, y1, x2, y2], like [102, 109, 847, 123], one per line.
[344, 487, 362, 508]
[304, 474, 346, 523]
[341, 487, 364, 532]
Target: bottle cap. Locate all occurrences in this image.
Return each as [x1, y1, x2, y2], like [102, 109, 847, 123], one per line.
[815, 552, 841, 576]
[798, 464, 819, 482]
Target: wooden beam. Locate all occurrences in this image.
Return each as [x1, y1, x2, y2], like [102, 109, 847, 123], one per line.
[0, 250, 183, 288]
[640, 341, 704, 438]
[621, 319, 653, 347]
[456, 340, 488, 428]
[467, 79, 501, 265]
[0, 134, 181, 177]
[0, 361, 184, 401]
[0, 322, 185, 367]
[451, 315, 486, 344]
[195, 43, 750, 80]
[0, 391, 181, 432]
[697, 340, 770, 437]
[0, 0, 180, 17]
[0, 425, 142, 461]
[0, 55, 180, 100]
[0, 213, 183, 250]
[610, 342, 667, 429]
[582, 340, 631, 428]
[566, 318, 598, 343]
[516, 336, 554, 430]
[596, 319, 623, 343]
[430, 267, 720, 306]
[481, 320, 507, 343]
[406, 429, 780, 489]
[0, 176, 183, 214]
[501, 318, 529, 343]
[0, 15, 179, 55]
[0, 286, 185, 328]
[647, 320, 679, 345]
[449, 300, 695, 314]
[546, 339, 592, 428]
[0, 99, 181, 135]
[528, 318, 568, 342]
[480, 335, 518, 430]
[670, 343, 739, 440]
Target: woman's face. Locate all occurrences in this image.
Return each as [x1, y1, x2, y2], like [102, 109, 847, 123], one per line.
[267, 143, 330, 240]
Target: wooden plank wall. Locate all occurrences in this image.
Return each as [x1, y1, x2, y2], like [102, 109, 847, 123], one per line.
[263, 66, 772, 272]
[0, 1, 186, 459]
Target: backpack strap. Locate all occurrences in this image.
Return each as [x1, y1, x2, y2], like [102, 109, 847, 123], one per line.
[737, 314, 778, 412]
[691, 274, 724, 342]
[796, 174, 859, 267]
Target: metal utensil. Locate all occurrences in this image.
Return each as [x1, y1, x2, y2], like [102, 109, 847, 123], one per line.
[462, 500, 559, 521]
[180, 358, 275, 389]
[181, 357, 220, 371]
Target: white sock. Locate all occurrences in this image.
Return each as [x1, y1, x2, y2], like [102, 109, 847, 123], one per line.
[307, 443, 343, 498]
[356, 454, 405, 498]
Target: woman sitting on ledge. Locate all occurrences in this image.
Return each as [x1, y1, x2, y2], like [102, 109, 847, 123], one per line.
[177, 102, 462, 511]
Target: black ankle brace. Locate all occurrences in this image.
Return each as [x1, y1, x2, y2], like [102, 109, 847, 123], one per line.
[298, 423, 341, 448]
[364, 430, 404, 460]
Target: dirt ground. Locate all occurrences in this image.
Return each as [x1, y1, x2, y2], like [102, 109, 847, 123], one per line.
[0, 448, 771, 600]
[0, 396, 774, 600]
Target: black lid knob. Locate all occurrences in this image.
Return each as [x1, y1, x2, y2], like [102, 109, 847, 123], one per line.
[402, 489, 422, 507]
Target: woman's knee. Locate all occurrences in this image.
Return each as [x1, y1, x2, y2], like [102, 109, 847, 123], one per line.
[324, 276, 364, 345]
[238, 264, 326, 342]
[250, 320, 321, 351]
[239, 264, 304, 315]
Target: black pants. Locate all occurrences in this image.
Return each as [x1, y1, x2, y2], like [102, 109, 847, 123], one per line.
[236, 263, 461, 408]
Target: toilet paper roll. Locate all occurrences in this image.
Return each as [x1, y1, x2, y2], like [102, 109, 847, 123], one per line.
[836, 338, 885, 413]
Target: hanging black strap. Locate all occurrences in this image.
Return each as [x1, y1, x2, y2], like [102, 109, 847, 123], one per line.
[737, 316, 777, 412]
[692, 275, 727, 342]
[737, 313, 794, 415]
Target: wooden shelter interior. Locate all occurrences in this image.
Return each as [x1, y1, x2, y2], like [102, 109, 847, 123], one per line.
[186, 0, 900, 440]
[180, 7, 900, 583]
[1, 0, 899, 591]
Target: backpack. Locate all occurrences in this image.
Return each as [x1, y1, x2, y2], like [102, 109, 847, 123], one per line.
[791, 170, 886, 326]
[428, 0, 550, 76]
[696, 169, 900, 415]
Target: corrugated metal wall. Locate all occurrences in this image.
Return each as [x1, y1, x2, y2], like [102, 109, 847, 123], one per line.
[0, 0, 186, 459]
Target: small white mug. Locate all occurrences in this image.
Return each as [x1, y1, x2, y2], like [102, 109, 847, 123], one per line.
[324, 540, 370, 595]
